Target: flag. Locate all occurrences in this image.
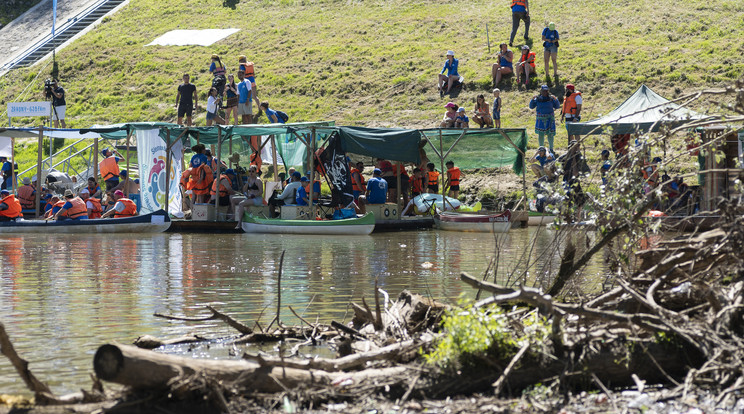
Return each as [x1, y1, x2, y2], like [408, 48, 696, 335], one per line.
[52, 0, 57, 37]
[318, 134, 354, 207]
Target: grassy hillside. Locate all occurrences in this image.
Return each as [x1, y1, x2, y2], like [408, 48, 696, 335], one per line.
[0, 0, 742, 148]
[0, 0, 42, 27]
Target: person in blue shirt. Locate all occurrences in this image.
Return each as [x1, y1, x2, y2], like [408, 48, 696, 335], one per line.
[359, 169, 388, 215]
[509, 0, 530, 47]
[259, 102, 285, 124]
[296, 176, 315, 206]
[454, 107, 469, 128]
[529, 85, 561, 152]
[542, 22, 559, 79]
[189, 144, 208, 169]
[600, 149, 612, 186]
[438, 51, 459, 97]
[530, 146, 555, 178]
[0, 157, 13, 190]
[237, 70, 260, 124]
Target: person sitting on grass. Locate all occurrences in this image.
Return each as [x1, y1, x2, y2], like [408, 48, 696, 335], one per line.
[515, 45, 537, 86]
[492, 43, 514, 87]
[440, 102, 458, 128]
[472, 94, 493, 128]
[530, 146, 555, 178]
[454, 107, 469, 128]
[437, 50, 459, 97]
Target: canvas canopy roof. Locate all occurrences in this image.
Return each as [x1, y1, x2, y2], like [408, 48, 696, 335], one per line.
[566, 84, 706, 135]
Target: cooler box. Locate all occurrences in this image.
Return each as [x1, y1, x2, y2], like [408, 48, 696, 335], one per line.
[280, 205, 314, 220]
[367, 203, 399, 221]
[192, 203, 215, 221]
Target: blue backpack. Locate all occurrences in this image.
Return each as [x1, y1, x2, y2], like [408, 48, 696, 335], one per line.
[275, 110, 289, 123]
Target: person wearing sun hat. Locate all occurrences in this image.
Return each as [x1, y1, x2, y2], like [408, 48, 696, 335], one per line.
[529, 85, 561, 152]
[440, 102, 458, 128]
[542, 22, 560, 79]
[438, 50, 460, 97]
[16, 176, 36, 209]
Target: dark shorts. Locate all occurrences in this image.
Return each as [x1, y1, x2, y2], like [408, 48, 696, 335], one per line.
[218, 195, 230, 206]
[493, 111, 501, 120]
[449, 185, 460, 191]
[383, 176, 397, 189]
[428, 184, 439, 193]
[178, 103, 193, 118]
[104, 178, 119, 191]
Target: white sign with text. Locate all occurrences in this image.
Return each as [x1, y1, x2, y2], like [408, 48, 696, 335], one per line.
[8, 102, 51, 118]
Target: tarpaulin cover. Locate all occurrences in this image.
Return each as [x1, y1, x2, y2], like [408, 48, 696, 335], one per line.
[0, 127, 102, 139]
[335, 126, 421, 164]
[420, 128, 528, 175]
[566, 84, 706, 135]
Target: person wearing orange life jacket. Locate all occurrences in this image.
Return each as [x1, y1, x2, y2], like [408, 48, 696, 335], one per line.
[509, 0, 530, 47]
[43, 195, 60, 217]
[410, 168, 425, 197]
[238, 55, 257, 94]
[0, 189, 23, 221]
[79, 189, 103, 219]
[17, 177, 36, 210]
[560, 83, 583, 142]
[189, 163, 214, 204]
[515, 45, 537, 86]
[179, 167, 193, 211]
[101, 190, 137, 218]
[210, 169, 238, 210]
[52, 189, 88, 221]
[426, 162, 440, 194]
[350, 161, 366, 200]
[445, 161, 462, 198]
[99, 147, 123, 191]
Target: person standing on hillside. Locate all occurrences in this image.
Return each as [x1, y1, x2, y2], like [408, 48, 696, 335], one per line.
[529, 85, 561, 152]
[492, 89, 502, 128]
[509, 0, 530, 47]
[236, 70, 260, 124]
[437, 51, 460, 97]
[492, 43, 513, 88]
[542, 22, 559, 79]
[50, 79, 67, 128]
[238, 56, 257, 96]
[561, 83, 583, 142]
[175, 73, 197, 126]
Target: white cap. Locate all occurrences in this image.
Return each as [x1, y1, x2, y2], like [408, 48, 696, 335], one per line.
[80, 188, 90, 195]
[446, 50, 455, 56]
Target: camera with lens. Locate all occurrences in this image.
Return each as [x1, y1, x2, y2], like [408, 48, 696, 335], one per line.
[44, 79, 54, 98]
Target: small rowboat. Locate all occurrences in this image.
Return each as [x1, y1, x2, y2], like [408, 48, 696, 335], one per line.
[0, 210, 171, 234]
[434, 210, 512, 233]
[528, 211, 557, 226]
[241, 213, 375, 235]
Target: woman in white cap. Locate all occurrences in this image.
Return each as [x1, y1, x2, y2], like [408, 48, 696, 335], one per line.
[438, 50, 459, 97]
[542, 22, 559, 79]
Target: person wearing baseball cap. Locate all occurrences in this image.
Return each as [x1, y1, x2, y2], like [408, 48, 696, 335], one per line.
[356, 167, 388, 214]
[561, 83, 583, 142]
[438, 50, 460, 97]
[51, 189, 88, 221]
[529, 85, 561, 152]
[101, 189, 137, 219]
[0, 188, 23, 221]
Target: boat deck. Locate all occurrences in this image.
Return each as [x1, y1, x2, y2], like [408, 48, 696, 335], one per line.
[168, 216, 435, 233]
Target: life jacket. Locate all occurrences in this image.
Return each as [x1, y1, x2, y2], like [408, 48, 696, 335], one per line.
[17, 184, 35, 208]
[61, 197, 87, 219]
[410, 176, 424, 193]
[114, 198, 137, 218]
[191, 164, 214, 195]
[212, 60, 226, 76]
[511, 0, 527, 7]
[0, 195, 22, 218]
[351, 168, 366, 192]
[520, 52, 536, 68]
[239, 62, 255, 78]
[99, 156, 120, 181]
[427, 171, 440, 186]
[447, 167, 461, 186]
[45, 200, 65, 218]
[211, 174, 230, 197]
[87, 197, 102, 219]
[180, 169, 192, 188]
[562, 91, 582, 116]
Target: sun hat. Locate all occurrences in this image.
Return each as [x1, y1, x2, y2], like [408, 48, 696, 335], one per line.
[541, 85, 549, 91]
[64, 189, 74, 197]
[521, 45, 530, 51]
[22, 177, 31, 185]
[566, 84, 575, 90]
[373, 168, 382, 175]
[446, 50, 455, 56]
[114, 190, 124, 197]
[211, 54, 219, 59]
[444, 102, 457, 108]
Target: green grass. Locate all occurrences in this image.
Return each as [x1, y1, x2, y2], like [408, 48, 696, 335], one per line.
[0, 0, 42, 26]
[0, 0, 742, 190]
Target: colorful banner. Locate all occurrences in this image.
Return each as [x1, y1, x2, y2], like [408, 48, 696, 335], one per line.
[136, 129, 182, 216]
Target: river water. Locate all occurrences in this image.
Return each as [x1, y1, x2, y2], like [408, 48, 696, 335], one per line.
[0, 228, 608, 395]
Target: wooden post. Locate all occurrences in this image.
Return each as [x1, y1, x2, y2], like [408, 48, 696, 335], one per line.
[35, 127, 43, 217]
[439, 130, 445, 197]
[10, 138, 16, 194]
[396, 162, 402, 213]
[214, 127, 221, 220]
[309, 127, 316, 219]
[229, 134, 233, 168]
[271, 135, 279, 182]
[164, 130, 171, 213]
[93, 138, 99, 184]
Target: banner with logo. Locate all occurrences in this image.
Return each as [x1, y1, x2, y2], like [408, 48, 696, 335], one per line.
[136, 129, 182, 215]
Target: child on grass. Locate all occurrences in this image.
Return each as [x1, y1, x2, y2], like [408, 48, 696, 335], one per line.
[493, 88, 502, 128]
[455, 107, 469, 128]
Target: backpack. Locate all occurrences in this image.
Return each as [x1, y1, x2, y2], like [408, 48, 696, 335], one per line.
[275, 110, 289, 123]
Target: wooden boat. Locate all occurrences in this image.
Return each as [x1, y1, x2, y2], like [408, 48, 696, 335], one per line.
[434, 210, 512, 233]
[241, 213, 375, 235]
[527, 211, 557, 226]
[0, 210, 171, 234]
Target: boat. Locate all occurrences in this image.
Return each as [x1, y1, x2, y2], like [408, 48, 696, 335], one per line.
[0, 210, 171, 234]
[411, 194, 461, 214]
[241, 213, 375, 235]
[434, 210, 512, 233]
[527, 211, 557, 226]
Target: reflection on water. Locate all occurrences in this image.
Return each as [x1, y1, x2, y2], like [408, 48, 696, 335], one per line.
[0, 228, 607, 395]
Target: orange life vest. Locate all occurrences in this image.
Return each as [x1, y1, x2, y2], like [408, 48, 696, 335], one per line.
[180, 169, 192, 188]
[511, 0, 527, 7]
[87, 197, 103, 219]
[427, 171, 440, 186]
[0, 195, 23, 218]
[61, 197, 87, 219]
[351, 168, 366, 192]
[99, 156, 120, 181]
[239, 62, 255, 78]
[191, 164, 214, 195]
[45, 200, 65, 218]
[642, 164, 659, 187]
[447, 167, 461, 186]
[520, 51, 536, 68]
[211, 174, 230, 197]
[114, 198, 137, 218]
[17, 184, 35, 208]
[562, 91, 582, 116]
[410, 176, 424, 193]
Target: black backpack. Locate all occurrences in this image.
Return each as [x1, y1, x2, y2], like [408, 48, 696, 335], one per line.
[275, 110, 289, 123]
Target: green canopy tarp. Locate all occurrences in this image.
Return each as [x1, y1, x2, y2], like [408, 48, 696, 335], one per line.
[335, 126, 422, 164]
[421, 128, 528, 175]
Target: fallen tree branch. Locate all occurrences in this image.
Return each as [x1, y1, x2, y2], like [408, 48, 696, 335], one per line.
[154, 305, 253, 335]
[492, 342, 530, 394]
[0, 322, 55, 402]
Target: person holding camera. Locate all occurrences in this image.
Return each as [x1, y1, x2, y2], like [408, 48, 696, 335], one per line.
[561, 83, 583, 142]
[49, 79, 66, 128]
